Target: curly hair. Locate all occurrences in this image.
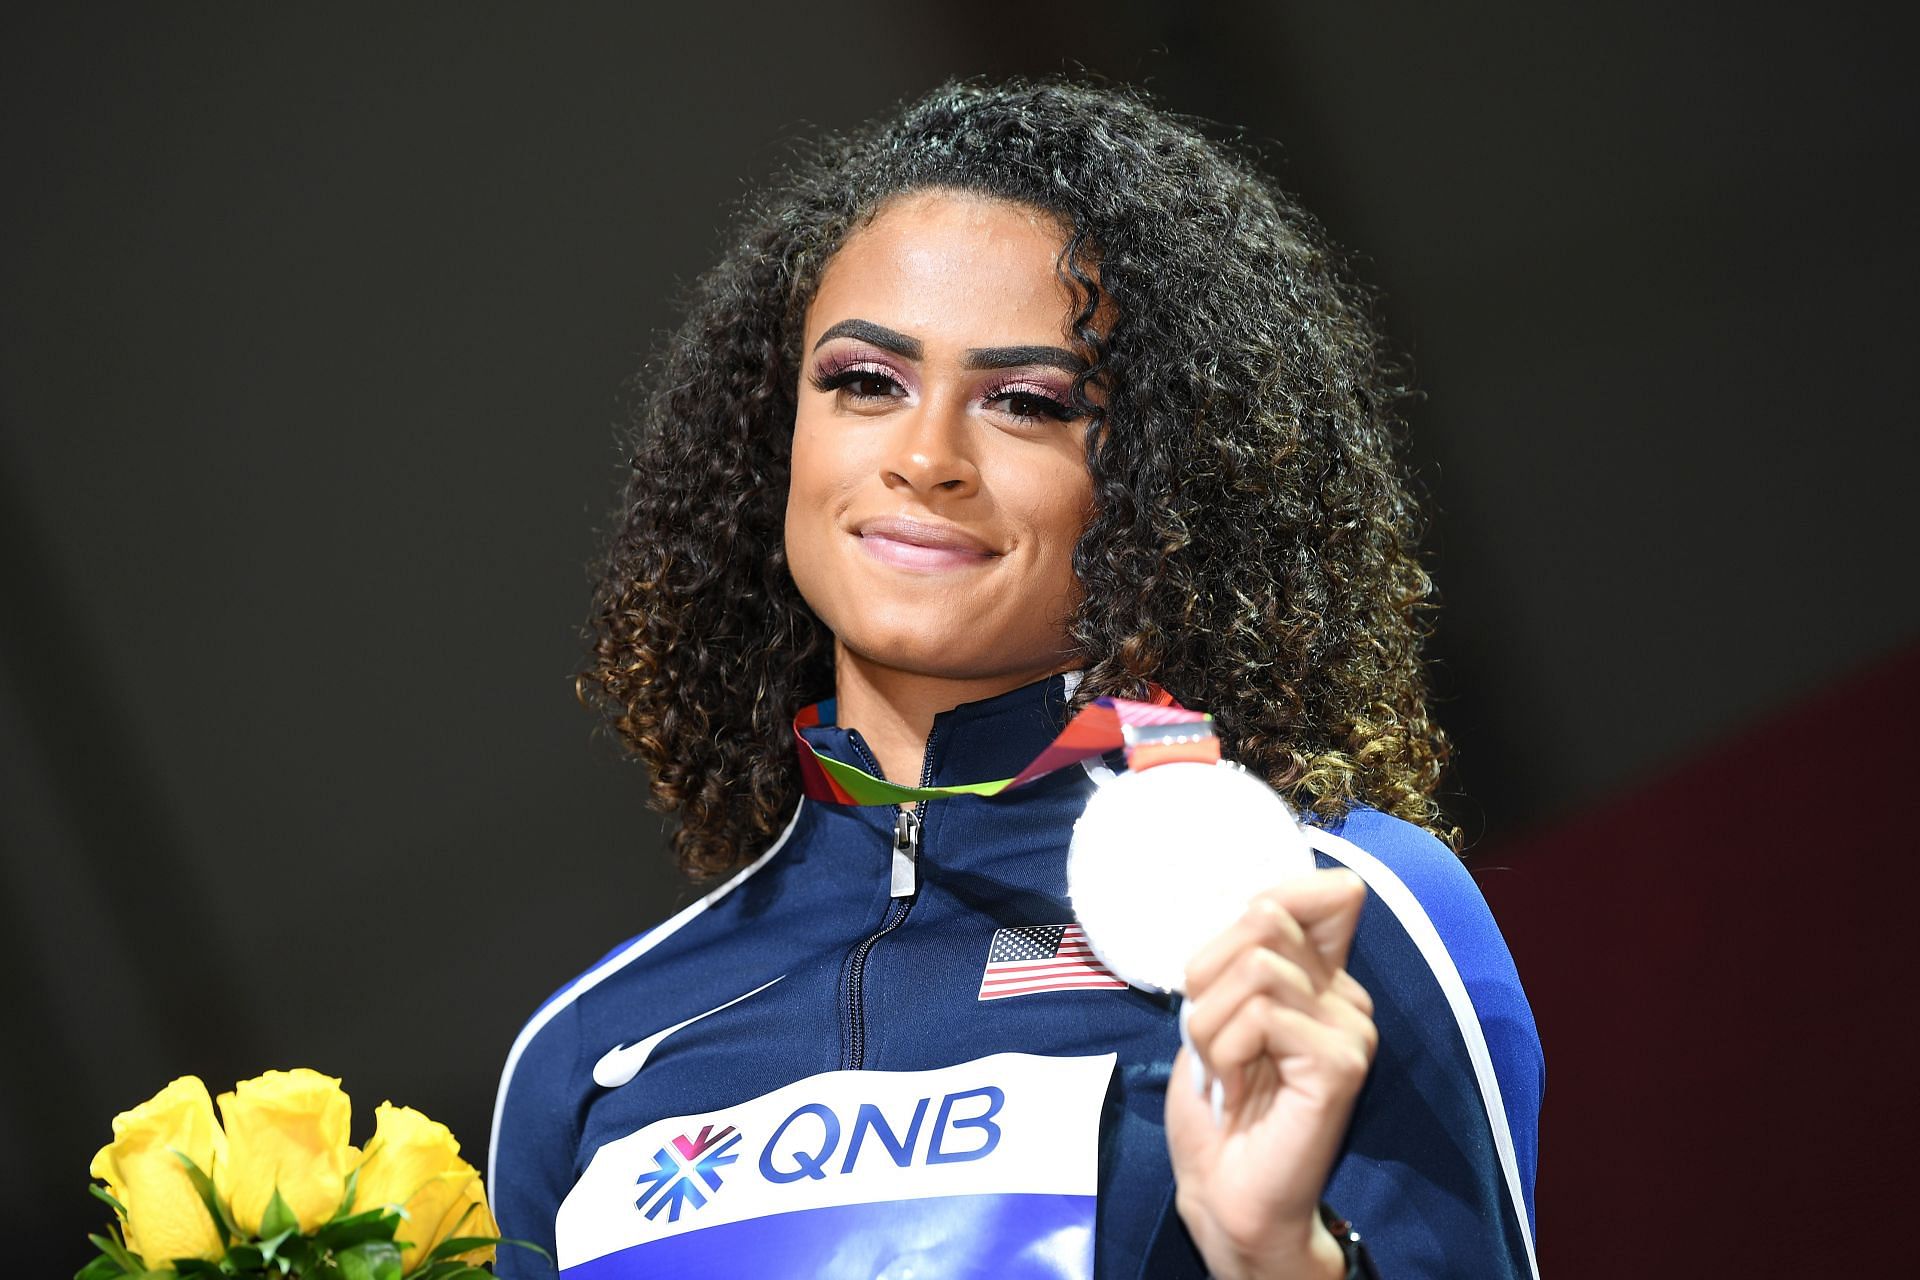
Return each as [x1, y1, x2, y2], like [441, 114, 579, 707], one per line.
[580, 76, 1455, 879]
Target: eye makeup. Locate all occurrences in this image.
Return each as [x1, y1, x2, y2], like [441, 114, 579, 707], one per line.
[809, 347, 911, 390]
[806, 344, 1084, 423]
[981, 376, 1082, 423]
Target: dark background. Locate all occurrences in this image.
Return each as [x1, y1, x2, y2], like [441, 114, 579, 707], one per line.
[4, 3, 1914, 1274]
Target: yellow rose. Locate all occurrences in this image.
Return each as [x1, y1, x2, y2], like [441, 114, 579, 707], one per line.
[446, 1168, 499, 1266]
[353, 1102, 495, 1270]
[89, 1075, 227, 1264]
[215, 1068, 353, 1235]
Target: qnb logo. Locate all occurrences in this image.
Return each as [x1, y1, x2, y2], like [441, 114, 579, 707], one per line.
[759, 1085, 1004, 1184]
[633, 1124, 743, 1222]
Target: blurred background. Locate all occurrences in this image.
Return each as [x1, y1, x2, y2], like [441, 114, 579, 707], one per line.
[4, 3, 1913, 1274]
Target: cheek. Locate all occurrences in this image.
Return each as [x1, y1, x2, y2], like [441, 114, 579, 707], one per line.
[787, 410, 864, 501]
[784, 440, 826, 574]
[786, 415, 844, 515]
[1009, 458, 1094, 586]
[1036, 457, 1095, 543]
[783, 416, 861, 616]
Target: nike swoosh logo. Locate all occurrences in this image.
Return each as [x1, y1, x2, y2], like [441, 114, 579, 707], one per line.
[591, 975, 785, 1089]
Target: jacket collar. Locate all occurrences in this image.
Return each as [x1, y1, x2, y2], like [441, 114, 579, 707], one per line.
[797, 672, 1082, 797]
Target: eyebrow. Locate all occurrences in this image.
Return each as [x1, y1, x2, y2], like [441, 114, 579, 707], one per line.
[813, 318, 1088, 375]
[963, 344, 1088, 375]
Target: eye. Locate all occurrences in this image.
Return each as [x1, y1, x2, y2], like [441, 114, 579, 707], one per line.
[809, 364, 905, 402]
[987, 386, 1082, 424]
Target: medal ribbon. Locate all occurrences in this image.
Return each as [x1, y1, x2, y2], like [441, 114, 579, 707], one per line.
[792, 687, 1218, 806]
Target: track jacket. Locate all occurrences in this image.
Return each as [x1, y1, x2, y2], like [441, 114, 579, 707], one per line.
[490, 675, 1541, 1278]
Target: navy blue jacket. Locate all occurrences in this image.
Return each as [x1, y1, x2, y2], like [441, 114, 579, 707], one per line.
[490, 676, 1541, 1277]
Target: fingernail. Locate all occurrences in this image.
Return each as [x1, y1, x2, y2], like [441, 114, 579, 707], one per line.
[1209, 1076, 1225, 1128]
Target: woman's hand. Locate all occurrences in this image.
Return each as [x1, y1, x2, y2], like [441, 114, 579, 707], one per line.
[1166, 869, 1376, 1280]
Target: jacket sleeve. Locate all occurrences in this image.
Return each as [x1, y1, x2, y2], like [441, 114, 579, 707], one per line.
[489, 995, 585, 1280]
[1312, 811, 1543, 1280]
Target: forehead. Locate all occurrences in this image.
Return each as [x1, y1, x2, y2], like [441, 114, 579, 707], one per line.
[806, 190, 1086, 346]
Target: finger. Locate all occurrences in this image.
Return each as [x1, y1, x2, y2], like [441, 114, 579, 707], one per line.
[1329, 968, 1375, 1018]
[1251, 869, 1368, 973]
[1320, 983, 1380, 1056]
[1183, 945, 1321, 1055]
[1188, 972, 1379, 1086]
[1204, 996, 1376, 1107]
[1185, 895, 1329, 999]
[1166, 1042, 1233, 1140]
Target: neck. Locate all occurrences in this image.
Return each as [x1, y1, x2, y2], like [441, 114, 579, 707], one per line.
[832, 645, 1075, 789]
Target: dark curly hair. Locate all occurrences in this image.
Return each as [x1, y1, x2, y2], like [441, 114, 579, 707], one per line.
[580, 76, 1455, 879]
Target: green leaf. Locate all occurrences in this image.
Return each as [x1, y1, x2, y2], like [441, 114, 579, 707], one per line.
[168, 1149, 235, 1245]
[419, 1237, 496, 1265]
[498, 1235, 554, 1262]
[441, 1201, 479, 1238]
[418, 1231, 550, 1269]
[312, 1208, 401, 1252]
[85, 1232, 144, 1274]
[88, 1182, 130, 1219]
[407, 1266, 490, 1280]
[224, 1242, 265, 1269]
[270, 1231, 315, 1270]
[254, 1228, 296, 1265]
[336, 1165, 362, 1219]
[336, 1240, 404, 1280]
[74, 1254, 128, 1280]
[259, 1188, 299, 1242]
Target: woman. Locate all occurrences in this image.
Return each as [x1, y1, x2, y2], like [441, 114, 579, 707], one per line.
[491, 78, 1540, 1279]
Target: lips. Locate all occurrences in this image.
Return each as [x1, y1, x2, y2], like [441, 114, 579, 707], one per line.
[855, 516, 1000, 572]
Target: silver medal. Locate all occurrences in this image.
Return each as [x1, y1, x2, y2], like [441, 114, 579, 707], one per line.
[1068, 757, 1317, 994]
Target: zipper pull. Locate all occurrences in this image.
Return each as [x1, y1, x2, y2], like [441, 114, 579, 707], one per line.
[890, 808, 921, 898]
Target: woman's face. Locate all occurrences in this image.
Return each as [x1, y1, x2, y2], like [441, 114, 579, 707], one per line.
[786, 190, 1103, 689]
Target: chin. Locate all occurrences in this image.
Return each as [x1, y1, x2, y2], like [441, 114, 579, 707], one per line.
[832, 589, 1076, 675]
[855, 635, 998, 679]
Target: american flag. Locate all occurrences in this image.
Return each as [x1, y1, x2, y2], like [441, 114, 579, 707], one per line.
[977, 924, 1126, 1001]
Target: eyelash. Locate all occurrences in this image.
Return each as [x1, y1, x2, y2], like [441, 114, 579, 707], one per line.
[808, 363, 1083, 424]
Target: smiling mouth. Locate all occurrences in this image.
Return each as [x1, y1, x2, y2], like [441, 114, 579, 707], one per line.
[855, 518, 1000, 572]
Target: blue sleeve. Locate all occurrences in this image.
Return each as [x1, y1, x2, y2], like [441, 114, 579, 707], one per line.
[489, 996, 583, 1280]
[1313, 809, 1542, 1279]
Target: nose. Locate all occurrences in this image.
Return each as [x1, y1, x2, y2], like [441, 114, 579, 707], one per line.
[881, 395, 980, 498]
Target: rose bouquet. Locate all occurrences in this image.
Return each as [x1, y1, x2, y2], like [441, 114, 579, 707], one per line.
[81, 1069, 540, 1280]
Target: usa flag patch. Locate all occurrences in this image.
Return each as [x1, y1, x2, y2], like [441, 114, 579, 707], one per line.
[978, 924, 1127, 1001]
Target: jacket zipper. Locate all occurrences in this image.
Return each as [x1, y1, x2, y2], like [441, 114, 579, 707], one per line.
[844, 725, 936, 1070]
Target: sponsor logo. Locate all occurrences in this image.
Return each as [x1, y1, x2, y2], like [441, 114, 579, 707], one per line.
[633, 1124, 743, 1222]
[757, 1085, 1004, 1184]
[556, 1052, 1116, 1270]
[625, 1084, 1009, 1224]
[592, 975, 785, 1088]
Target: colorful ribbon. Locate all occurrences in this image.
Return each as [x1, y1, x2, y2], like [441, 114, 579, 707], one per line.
[792, 687, 1216, 806]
